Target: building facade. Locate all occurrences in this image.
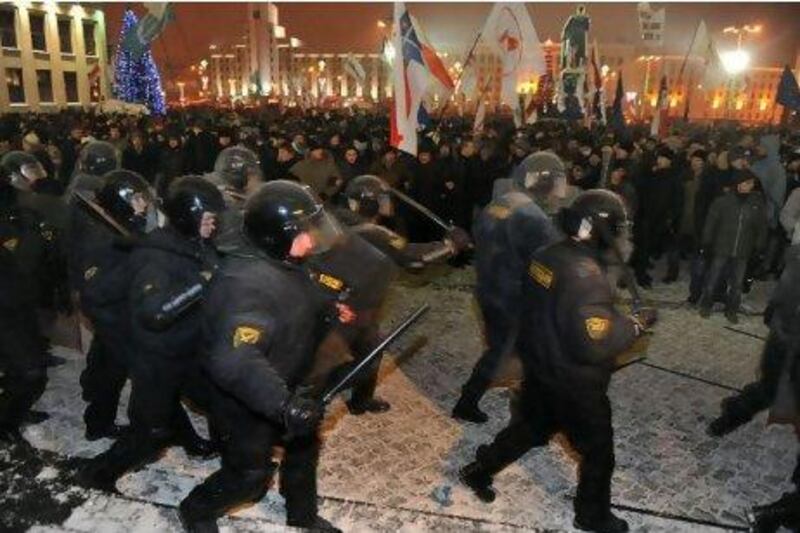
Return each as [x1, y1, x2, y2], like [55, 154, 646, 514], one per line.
[281, 52, 389, 103]
[0, 1, 109, 112]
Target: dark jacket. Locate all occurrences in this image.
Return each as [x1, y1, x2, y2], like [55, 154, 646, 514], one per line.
[128, 227, 219, 361]
[702, 191, 768, 259]
[517, 239, 638, 389]
[155, 145, 187, 198]
[122, 145, 157, 184]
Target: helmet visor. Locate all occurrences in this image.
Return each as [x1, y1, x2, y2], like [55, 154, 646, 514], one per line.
[20, 161, 46, 181]
[295, 208, 344, 256]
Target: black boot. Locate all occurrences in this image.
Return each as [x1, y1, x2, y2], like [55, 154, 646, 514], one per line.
[85, 423, 128, 442]
[459, 461, 496, 503]
[707, 397, 753, 437]
[286, 516, 341, 532]
[346, 397, 391, 415]
[178, 506, 219, 533]
[574, 513, 629, 533]
[74, 461, 120, 494]
[452, 396, 488, 424]
[747, 493, 799, 533]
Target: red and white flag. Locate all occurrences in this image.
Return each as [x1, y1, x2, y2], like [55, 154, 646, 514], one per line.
[650, 75, 669, 138]
[481, 3, 545, 113]
[390, 2, 430, 156]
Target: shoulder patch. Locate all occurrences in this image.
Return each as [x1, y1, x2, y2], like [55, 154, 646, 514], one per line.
[2, 238, 18, 252]
[318, 273, 344, 291]
[487, 205, 511, 220]
[40, 229, 54, 242]
[585, 317, 611, 340]
[389, 236, 407, 250]
[232, 326, 262, 348]
[529, 261, 554, 289]
[84, 266, 98, 281]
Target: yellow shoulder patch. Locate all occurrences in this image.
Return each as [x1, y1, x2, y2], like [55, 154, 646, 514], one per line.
[41, 229, 54, 242]
[233, 326, 262, 348]
[389, 236, 407, 250]
[585, 317, 611, 341]
[529, 261, 554, 289]
[487, 205, 511, 220]
[84, 266, 98, 280]
[318, 273, 344, 291]
[2, 238, 18, 252]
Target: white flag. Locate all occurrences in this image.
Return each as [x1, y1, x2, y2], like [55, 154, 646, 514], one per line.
[637, 2, 666, 47]
[344, 54, 367, 84]
[691, 20, 726, 86]
[482, 3, 546, 112]
[473, 99, 486, 133]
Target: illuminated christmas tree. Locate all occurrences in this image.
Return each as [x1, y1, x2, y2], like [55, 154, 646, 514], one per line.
[113, 9, 166, 114]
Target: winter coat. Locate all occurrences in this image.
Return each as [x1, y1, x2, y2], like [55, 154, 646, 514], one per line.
[289, 154, 342, 200]
[702, 191, 768, 259]
[751, 134, 787, 229]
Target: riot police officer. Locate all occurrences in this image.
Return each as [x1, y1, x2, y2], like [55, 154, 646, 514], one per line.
[179, 181, 347, 533]
[66, 141, 119, 198]
[75, 170, 152, 441]
[460, 190, 657, 533]
[452, 152, 565, 423]
[206, 145, 264, 253]
[0, 164, 51, 441]
[78, 176, 225, 491]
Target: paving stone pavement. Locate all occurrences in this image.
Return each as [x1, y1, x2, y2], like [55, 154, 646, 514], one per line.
[4, 259, 797, 532]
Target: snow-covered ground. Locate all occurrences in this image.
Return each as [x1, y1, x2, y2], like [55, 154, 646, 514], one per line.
[2, 264, 796, 532]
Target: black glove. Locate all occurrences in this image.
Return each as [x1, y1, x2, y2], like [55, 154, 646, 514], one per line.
[633, 307, 658, 330]
[445, 226, 472, 253]
[763, 303, 774, 326]
[282, 388, 323, 440]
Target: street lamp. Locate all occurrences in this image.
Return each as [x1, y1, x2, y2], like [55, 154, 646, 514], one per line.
[720, 50, 750, 75]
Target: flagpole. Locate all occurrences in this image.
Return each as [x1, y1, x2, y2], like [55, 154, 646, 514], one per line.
[436, 30, 483, 125]
[677, 21, 701, 82]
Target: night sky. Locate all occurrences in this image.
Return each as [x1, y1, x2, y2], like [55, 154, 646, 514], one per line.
[104, 2, 800, 82]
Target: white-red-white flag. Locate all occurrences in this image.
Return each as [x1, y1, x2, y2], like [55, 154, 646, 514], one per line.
[650, 75, 669, 137]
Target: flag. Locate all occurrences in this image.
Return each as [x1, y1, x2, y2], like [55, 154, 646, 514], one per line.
[680, 20, 725, 87]
[481, 3, 546, 112]
[410, 14, 455, 94]
[88, 63, 101, 81]
[344, 54, 367, 84]
[637, 2, 665, 47]
[122, 3, 175, 59]
[589, 40, 605, 124]
[650, 75, 668, 138]
[776, 65, 800, 111]
[610, 72, 626, 135]
[473, 99, 486, 133]
[390, 2, 430, 156]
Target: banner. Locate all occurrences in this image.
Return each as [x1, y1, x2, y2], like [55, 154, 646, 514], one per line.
[637, 2, 665, 47]
[122, 3, 175, 59]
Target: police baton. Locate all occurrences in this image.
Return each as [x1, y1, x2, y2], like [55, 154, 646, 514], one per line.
[321, 304, 430, 405]
[389, 187, 454, 233]
[73, 191, 132, 238]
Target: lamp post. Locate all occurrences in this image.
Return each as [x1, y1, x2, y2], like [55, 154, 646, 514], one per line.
[721, 24, 761, 120]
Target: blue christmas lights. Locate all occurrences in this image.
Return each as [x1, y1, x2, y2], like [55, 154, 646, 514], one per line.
[114, 10, 166, 115]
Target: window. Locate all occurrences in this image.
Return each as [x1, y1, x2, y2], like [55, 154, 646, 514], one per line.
[36, 69, 53, 102]
[58, 18, 72, 53]
[29, 12, 46, 51]
[64, 71, 78, 102]
[0, 8, 16, 48]
[89, 73, 100, 102]
[6, 67, 24, 103]
[83, 20, 96, 55]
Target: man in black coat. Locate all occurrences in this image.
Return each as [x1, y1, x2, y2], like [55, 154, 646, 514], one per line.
[460, 191, 656, 533]
[77, 177, 224, 491]
[179, 181, 348, 533]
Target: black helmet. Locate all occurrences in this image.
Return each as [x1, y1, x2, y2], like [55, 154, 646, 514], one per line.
[511, 151, 567, 197]
[559, 190, 629, 248]
[243, 180, 342, 261]
[95, 170, 152, 233]
[1, 150, 47, 189]
[79, 141, 119, 176]
[164, 175, 225, 239]
[213, 146, 262, 191]
[344, 174, 391, 218]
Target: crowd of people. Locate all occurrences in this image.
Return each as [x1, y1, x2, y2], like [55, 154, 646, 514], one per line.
[0, 105, 798, 533]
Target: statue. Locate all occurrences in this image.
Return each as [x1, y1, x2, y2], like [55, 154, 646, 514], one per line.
[556, 5, 590, 118]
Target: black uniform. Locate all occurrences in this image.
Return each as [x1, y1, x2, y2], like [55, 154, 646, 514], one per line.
[0, 187, 51, 436]
[308, 229, 396, 409]
[180, 251, 336, 528]
[465, 239, 638, 526]
[73, 215, 134, 437]
[79, 227, 219, 488]
[454, 191, 560, 419]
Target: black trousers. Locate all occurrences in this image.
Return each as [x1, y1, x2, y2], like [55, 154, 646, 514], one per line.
[0, 308, 47, 430]
[84, 356, 211, 485]
[459, 299, 518, 404]
[349, 324, 383, 405]
[476, 378, 616, 523]
[80, 334, 128, 433]
[180, 386, 320, 527]
[699, 256, 748, 313]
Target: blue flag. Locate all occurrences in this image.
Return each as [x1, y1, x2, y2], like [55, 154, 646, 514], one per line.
[776, 65, 800, 111]
[610, 73, 627, 136]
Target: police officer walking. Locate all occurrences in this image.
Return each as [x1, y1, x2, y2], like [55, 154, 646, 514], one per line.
[77, 176, 225, 491]
[453, 152, 565, 423]
[460, 190, 657, 533]
[179, 181, 349, 533]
